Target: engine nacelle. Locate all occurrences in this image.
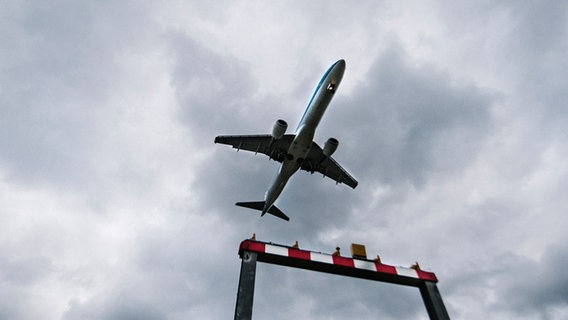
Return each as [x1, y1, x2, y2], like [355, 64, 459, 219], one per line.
[271, 119, 288, 140]
[323, 138, 339, 157]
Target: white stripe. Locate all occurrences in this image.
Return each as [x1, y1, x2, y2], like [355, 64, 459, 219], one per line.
[395, 267, 419, 278]
[265, 244, 288, 257]
[310, 252, 333, 264]
[354, 259, 376, 271]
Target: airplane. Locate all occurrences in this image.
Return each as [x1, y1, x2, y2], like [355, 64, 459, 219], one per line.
[214, 59, 358, 221]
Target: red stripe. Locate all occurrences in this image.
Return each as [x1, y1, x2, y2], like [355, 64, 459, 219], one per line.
[332, 255, 355, 268]
[416, 270, 438, 282]
[288, 248, 311, 260]
[375, 263, 397, 275]
[240, 240, 266, 253]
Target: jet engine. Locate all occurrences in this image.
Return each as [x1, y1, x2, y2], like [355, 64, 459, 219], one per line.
[272, 119, 288, 140]
[323, 138, 339, 157]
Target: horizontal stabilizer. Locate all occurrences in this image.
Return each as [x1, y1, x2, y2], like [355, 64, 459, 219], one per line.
[235, 201, 265, 211]
[235, 201, 290, 221]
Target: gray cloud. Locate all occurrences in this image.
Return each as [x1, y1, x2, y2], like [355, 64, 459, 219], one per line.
[1, 1, 567, 319]
[65, 296, 165, 320]
[168, 32, 260, 136]
[252, 264, 427, 319]
[500, 245, 568, 318]
[0, 2, 160, 209]
[331, 46, 493, 189]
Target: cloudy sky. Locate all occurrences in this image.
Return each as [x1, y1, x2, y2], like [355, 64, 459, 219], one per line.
[1, 1, 567, 319]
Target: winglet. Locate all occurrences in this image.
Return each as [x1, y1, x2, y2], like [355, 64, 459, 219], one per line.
[235, 201, 290, 221]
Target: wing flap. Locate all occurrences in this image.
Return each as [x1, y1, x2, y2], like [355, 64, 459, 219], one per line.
[215, 134, 294, 162]
[301, 143, 358, 188]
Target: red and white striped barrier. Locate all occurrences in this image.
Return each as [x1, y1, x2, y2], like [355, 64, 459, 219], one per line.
[239, 240, 438, 282]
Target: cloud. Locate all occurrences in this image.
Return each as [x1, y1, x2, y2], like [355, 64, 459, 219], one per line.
[252, 264, 428, 319]
[331, 45, 493, 188]
[168, 31, 260, 135]
[499, 245, 568, 318]
[1, 1, 567, 319]
[0, 1, 165, 205]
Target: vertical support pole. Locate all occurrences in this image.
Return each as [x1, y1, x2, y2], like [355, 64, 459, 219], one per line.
[419, 281, 450, 320]
[234, 251, 257, 320]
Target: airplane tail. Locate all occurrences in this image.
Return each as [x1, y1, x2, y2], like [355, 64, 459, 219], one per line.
[235, 201, 290, 221]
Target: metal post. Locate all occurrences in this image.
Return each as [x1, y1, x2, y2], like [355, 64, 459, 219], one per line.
[419, 281, 450, 320]
[234, 251, 257, 320]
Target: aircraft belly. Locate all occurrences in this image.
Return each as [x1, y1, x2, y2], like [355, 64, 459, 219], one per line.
[288, 134, 313, 161]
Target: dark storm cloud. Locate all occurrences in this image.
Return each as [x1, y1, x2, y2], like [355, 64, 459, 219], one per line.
[330, 47, 493, 189]
[499, 244, 568, 318]
[167, 31, 266, 203]
[168, 31, 261, 136]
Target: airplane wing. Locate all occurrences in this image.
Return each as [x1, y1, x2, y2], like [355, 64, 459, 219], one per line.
[215, 135, 358, 188]
[300, 142, 358, 189]
[214, 134, 295, 162]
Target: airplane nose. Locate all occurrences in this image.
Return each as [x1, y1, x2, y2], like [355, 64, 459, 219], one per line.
[331, 59, 346, 83]
[333, 59, 346, 73]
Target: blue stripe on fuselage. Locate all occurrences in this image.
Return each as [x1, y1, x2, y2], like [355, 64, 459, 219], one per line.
[295, 60, 341, 132]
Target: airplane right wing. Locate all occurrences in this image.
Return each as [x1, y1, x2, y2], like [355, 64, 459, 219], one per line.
[300, 143, 358, 189]
[214, 134, 295, 162]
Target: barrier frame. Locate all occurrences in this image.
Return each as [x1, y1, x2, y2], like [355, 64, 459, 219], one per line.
[234, 239, 450, 319]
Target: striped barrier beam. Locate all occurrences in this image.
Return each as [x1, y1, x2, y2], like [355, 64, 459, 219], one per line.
[238, 239, 438, 287]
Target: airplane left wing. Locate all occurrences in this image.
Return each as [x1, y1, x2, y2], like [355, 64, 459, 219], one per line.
[214, 134, 294, 162]
[300, 142, 358, 189]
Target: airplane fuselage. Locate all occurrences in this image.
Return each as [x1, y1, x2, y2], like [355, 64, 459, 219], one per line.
[262, 59, 346, 214]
